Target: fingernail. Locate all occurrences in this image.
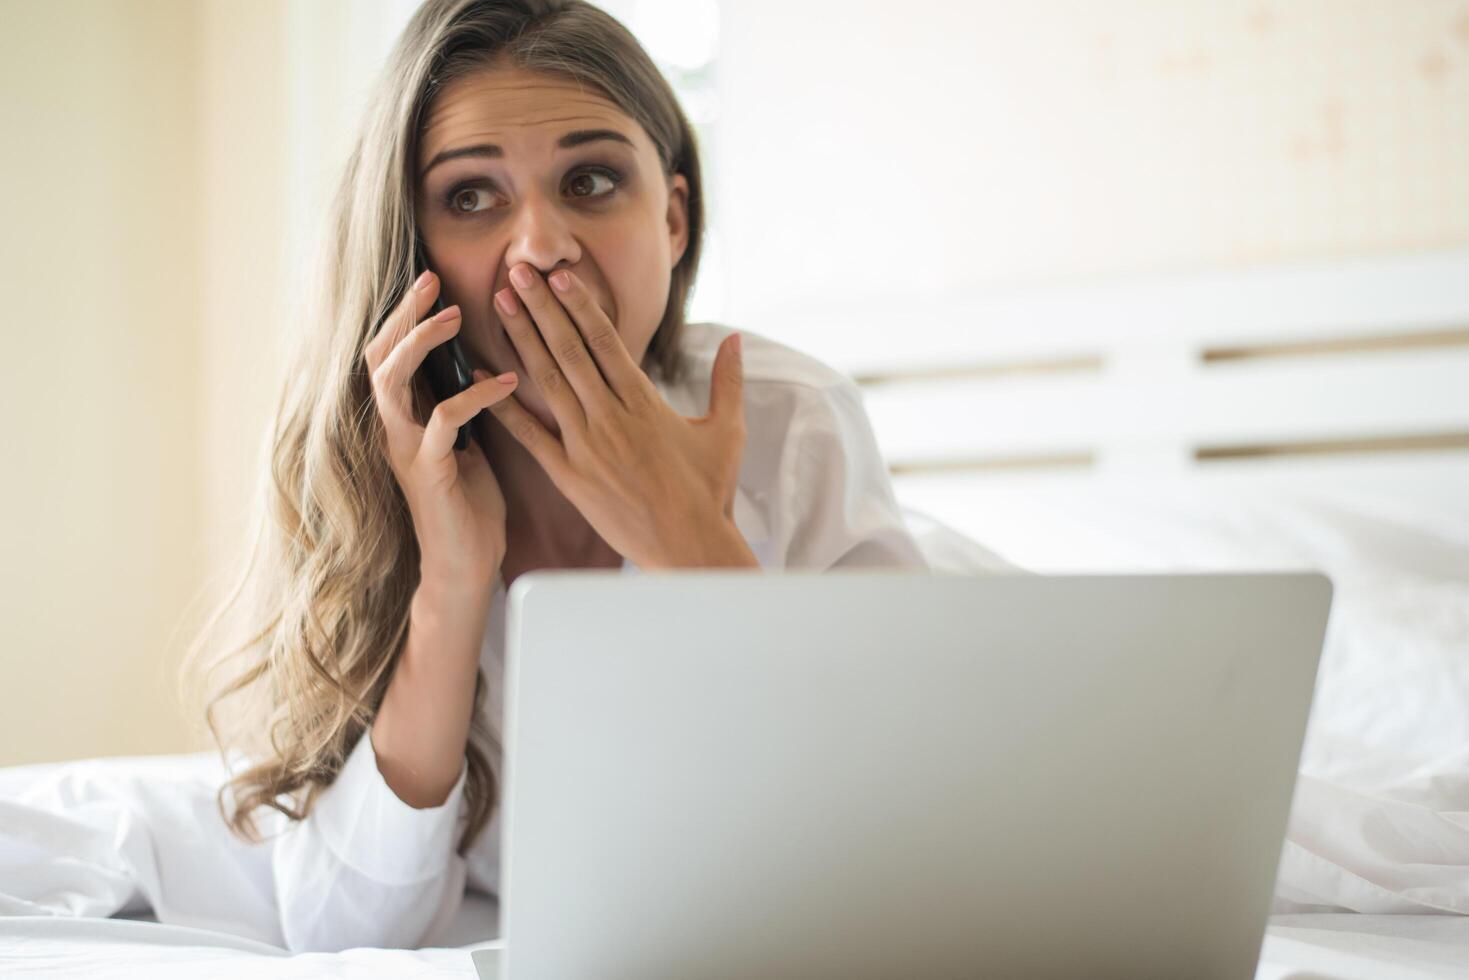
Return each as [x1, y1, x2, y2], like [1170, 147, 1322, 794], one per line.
[732, 332, 742, 356]
[510, 265, 534, 289]
[495, 289, 519, 317]
[472, 369, 489, 382]
[414, 269, 433, 291]
[495, 371, 518, 384]
[549, 270, 570, 292]
[432, 304, 460, 322]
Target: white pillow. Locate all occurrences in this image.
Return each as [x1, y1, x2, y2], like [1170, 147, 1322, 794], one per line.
[900, 505, 1028, 574]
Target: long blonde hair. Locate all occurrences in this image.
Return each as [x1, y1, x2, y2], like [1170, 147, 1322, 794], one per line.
[181, 0, 705, 855]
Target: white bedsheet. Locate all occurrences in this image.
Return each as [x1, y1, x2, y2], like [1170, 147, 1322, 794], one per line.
[0, 914, 489, 977]
[1259, 914, 1469, 978]
[4, 910, 1469, 978]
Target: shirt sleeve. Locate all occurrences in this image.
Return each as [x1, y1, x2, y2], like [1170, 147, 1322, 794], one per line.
[269, 724, 470, 952]
[779, 377, 931, 571]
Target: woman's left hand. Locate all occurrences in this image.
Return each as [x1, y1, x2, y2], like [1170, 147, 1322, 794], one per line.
[485, 262, 758, 570]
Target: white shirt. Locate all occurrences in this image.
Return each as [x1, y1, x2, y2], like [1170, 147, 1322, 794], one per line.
[270, 321, 933, 952]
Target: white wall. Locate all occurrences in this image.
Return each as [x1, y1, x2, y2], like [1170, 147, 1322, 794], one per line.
[713, 0, 1469, 351]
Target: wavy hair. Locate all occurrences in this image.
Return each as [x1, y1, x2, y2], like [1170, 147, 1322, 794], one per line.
[180, 0, 704, 855]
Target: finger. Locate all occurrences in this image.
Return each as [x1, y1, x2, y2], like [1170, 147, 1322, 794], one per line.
[372, 304, 464, 432]
[420, 369, 520, 462]
[365, 269, 440, 373]
[495, 281, 588, 434]
[485, 390, 571, 483]
[506, 263, 613, 414]
[546, 267, 655, 409]
[707, 331, 745, 426]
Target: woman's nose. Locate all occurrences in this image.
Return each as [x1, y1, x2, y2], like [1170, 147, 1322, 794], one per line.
[503, 190, 582, 274]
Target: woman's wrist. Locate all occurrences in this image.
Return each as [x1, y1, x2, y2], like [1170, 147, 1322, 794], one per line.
[650, 516, 760, 570]
[370, 571, 495, 809]
[410, 574, 495, 662]
[417, 556, 501, 607]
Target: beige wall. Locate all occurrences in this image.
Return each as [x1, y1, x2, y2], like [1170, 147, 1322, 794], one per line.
[0, 1, 290, 765]
[1, 1, 204, 765]
[0, 0, 410, 765]
[197, 0, 290, 734]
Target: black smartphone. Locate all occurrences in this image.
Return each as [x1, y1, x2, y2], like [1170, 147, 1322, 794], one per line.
[413, 239, 476, 450]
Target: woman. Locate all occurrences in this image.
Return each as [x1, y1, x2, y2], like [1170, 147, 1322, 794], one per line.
[187, 0, 928, 953]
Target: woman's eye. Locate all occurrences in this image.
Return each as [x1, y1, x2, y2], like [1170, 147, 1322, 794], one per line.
[565, 168, 620, 199]
[441, 167, 621, 218]
[449, 187, 493, 214]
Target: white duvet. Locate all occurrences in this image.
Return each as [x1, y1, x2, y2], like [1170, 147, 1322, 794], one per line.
[5, 901, 1469, 978]
[4, 476, 1469, 977]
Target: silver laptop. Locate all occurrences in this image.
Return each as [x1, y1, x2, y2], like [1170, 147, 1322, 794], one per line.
[473, 569, 1332, 980]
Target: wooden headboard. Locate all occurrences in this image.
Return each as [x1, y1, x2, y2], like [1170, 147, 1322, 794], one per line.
[762, 247, 1469, 509]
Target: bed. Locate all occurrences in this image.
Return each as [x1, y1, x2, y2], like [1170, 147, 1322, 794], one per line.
[3, 907, 1469, 980]
[4, 248, 1469, 977]
[4, 908, 1469, 979]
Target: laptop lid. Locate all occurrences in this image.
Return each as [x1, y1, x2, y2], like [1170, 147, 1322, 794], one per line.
[496, 570, 1331, 979]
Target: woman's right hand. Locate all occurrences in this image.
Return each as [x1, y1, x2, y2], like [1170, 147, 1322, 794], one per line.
[364, 269, 520, 598]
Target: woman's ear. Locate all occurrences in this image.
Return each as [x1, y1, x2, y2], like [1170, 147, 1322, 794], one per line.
[666, 173, 690, 268]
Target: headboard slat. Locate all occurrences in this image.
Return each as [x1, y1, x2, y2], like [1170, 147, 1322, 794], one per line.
[1201, 327, 1469, 364]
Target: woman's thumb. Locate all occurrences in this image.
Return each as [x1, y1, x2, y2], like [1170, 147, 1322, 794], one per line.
[707, 331, 743, 423]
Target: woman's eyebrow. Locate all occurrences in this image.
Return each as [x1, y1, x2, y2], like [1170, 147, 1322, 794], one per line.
[420, 129, 635, 180]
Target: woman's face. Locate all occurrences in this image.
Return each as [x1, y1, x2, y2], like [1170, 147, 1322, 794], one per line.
[414, 64, 689, 435]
